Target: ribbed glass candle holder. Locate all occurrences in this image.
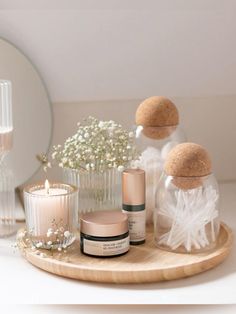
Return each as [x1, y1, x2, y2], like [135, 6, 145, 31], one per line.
[63, 168, 122, 215]
[0, 80, 15, 237]
[24, 182, 78, 250]
[0, 80, 13, 159]
[0, 162, 15, 237]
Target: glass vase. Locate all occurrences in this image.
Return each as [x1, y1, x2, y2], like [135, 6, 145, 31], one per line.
[0, 80, 15, 237]
[154, 173, 220, 253]
[133, 125, 186, 224]
[0, 161, 15, 237]
[63, 168, 122, 216]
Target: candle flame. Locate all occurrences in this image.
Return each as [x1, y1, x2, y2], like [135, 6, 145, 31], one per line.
[45, 179, 50, 194]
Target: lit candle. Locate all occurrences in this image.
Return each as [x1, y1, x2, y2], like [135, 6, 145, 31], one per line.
[24, 181, 78, 249]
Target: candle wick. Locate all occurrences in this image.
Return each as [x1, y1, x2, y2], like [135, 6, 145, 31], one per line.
[45, 179, 50, 195]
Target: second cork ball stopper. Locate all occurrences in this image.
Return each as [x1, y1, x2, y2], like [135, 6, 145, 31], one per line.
[164, 143, 212, 189]
[135, 96, 179, 139]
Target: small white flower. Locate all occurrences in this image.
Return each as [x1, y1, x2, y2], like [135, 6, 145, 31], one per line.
[64, 231, 70, 238]
[118, 165, 125, 172]
[84, 133, 89, 139]
[85, 164, 90, 171]
[98, 121, 105, 128]
[36, 242, 43, 248]
[47, 229, 53, 237]
[47, 241, 52, 246]
[58, 247, 62, 252]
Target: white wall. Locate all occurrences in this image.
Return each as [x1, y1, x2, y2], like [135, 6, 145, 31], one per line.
[0, 2, 236, 101]
[0, 3, 235, 182]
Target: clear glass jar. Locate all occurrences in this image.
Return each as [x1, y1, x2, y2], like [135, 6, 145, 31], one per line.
[63, 167, 122, 215]
[133, 125, 186, 224]
[154, 173, 220, 253]
[0, 80, 15, 237]
[24, 182, 78, 250]
[0, 161, 15, 237]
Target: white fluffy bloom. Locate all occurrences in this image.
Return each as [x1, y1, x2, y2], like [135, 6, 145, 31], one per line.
[47, 229, 54, 237]
[98, 121, 105, 128]
[64, 231, 71, 238]
[51, 116, 138, 172]
[118, 165, 125, 172]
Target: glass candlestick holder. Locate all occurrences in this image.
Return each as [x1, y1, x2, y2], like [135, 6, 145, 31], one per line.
[24, 181, 78, 250]
[154, 173, 220, 253]
[0, 80, 16, 237]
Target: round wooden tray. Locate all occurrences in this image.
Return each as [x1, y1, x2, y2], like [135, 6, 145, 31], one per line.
[17, 223, 233, 284]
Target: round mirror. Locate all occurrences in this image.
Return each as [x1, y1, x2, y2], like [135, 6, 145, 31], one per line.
[0, 38, 52, 187]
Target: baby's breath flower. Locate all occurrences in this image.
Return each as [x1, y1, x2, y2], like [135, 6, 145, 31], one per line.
[64, 231, 70, 238]
[118, 165, 125, 172]
[36, 242, 43, 248]
[47, 229, 53, 237]
[51, 116, 138, 172]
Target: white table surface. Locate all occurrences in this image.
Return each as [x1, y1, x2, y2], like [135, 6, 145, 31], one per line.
[0, 182, 235, 305]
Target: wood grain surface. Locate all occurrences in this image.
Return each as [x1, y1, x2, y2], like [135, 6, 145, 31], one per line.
[17, 223, 233, 284]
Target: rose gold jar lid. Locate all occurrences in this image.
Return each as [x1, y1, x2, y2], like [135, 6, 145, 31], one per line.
[80, 210, 128, 237]
[122, 169, 145, 205]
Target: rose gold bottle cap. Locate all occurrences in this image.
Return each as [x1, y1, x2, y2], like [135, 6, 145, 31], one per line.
[122, 169, 145, 206]
[80, 210, 128, 237]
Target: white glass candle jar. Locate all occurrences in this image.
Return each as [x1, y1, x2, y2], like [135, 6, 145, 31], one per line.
[24, 182, 78, 249]
[154, 174, 220, 253]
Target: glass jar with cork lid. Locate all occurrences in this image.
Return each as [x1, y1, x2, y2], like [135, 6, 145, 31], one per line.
[132, 96, 186, 224]
[154, 143, 220, 253]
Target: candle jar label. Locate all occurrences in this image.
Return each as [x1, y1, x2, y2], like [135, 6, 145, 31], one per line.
[83, 236, 130, 257]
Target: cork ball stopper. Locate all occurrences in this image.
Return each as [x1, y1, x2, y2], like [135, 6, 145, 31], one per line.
[135, 96, 179, 127]
[164, 143, 212, 189]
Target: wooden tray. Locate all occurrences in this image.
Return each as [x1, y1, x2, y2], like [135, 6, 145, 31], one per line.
[17, 223, 233, 284]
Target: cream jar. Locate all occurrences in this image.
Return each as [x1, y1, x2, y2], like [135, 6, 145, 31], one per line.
[80, 210, 130, 257]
